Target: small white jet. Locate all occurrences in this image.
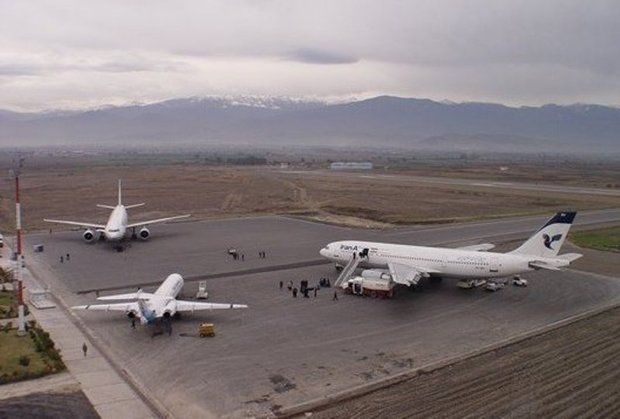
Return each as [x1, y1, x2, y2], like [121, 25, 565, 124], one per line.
[44, 180, 190, 245]
[72, 273, 248, 327]
[320, 212, 582, 288]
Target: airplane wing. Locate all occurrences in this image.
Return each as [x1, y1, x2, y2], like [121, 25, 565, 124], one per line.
[457, 243, 495, 252]
[175, 300, 248, 312]
[97, 291, 155, 301]
[72, 302, 139, 312]
[387, 262, 437, 287]
[126, 214, 191, 229]
[43, 219, 105, 229]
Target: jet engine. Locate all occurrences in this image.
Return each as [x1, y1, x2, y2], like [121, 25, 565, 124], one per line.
[138, 227, 150, 241]
[162, 300, 177, 318]
[83, 229, 100, 243]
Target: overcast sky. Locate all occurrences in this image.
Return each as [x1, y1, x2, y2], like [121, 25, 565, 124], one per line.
[1, 0, 619, 111]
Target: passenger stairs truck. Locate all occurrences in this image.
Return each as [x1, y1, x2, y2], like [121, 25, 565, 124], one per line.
[341, 270, 395, 298]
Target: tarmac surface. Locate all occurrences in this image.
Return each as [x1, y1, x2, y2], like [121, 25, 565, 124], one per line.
[19, 209, 620, 418]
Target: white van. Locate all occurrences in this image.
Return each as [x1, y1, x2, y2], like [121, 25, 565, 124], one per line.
[0, 233, 4, 248]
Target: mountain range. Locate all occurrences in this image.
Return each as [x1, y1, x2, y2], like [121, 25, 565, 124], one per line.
[1, 96, 619, 153]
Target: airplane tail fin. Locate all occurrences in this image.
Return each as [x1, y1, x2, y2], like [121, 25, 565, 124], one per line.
[118, 179, 122, 205]
[509, 212, 577, 258]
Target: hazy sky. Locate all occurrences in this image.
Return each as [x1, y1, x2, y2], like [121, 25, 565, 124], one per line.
[1, 0, 619, 111]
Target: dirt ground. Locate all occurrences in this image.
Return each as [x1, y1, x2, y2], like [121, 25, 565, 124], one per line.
[1, 162, 619, 233]
[297, 304, 620, 419]
[0, 390, 98, 419]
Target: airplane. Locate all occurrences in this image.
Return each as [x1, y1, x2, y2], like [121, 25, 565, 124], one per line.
[319, 212, 582, 289]
[72, 273, 248, 332]
[44, 180, 190, 248]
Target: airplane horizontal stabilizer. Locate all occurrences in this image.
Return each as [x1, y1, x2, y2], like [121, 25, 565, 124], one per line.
[96, 204, 115, 210]
[125, 203, 146, 209]
[528, 261, 561, 271]
[556, 253, 583, 262]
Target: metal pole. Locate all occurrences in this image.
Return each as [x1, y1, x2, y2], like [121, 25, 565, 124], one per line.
[12, 161, 26, 335]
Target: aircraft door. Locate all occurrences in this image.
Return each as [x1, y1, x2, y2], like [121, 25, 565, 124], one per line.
[489, 256, 499, 274]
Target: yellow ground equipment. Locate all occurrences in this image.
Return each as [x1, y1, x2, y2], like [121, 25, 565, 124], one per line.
[199, 322, 215, 337]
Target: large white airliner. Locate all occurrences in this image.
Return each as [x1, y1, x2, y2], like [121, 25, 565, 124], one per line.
[72, 273, 248, 326]
[44, 180, 190, 245]
[320, 212, 582, 288]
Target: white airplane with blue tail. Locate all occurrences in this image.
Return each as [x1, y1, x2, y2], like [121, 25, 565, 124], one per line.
[320, 212, 582, 288]
[72, 273, 248, 329]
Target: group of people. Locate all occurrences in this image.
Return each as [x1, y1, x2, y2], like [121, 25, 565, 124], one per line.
[227, 248, 268, 261]
[280, 278, 338, 300]
[59, 253, 70, 263]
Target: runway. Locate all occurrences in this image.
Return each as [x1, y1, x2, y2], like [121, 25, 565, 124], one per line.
[285, 170, 620, 198]
[21, 210, 620, 418]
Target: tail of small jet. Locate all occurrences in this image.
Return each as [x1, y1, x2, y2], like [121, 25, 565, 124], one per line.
[118, 179, 122, 205]
[510, 212, 577, 258]
[96, 180, 144, 209]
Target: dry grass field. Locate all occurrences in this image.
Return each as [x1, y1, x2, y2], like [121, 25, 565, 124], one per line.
[1, 159, 619, 234]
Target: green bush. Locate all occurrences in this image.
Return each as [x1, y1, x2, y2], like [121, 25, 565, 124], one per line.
[18, 355, 30, 367]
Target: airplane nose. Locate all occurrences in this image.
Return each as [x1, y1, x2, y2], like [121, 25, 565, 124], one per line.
[320, 248, 329, 258]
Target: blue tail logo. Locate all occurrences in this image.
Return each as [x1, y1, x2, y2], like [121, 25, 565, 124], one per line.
[543, 233, 562, 250]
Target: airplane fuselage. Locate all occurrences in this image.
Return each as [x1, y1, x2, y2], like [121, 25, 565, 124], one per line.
[103, 205, 128, 241]
[321, 240, 568, 280]
[139, 273, 184, 324]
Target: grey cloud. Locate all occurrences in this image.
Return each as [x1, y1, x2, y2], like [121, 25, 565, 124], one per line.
[1, 0, 620, 110]
[285, 49, 358, 65]
[0, 64, 42, 76]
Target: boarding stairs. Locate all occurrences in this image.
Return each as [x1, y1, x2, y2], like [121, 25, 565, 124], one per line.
[334, 254, 365, 287]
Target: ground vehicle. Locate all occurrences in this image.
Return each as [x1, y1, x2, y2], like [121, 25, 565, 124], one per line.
[458, 279, 490, 289]
[485, 281, 505, 292]
[199, 323, 215, 337]
[512, 277, 529, 287]
[342, 276, 395, 298]
[195, 280, 209, 299]
[0, 233, 3, 248]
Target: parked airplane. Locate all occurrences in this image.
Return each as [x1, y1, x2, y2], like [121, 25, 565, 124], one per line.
[72, 273, 248, 330]
[44, 180, 190, 247]
[320, 212, 582, 288]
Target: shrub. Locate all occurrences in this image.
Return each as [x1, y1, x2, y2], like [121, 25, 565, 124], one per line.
[18, 355, 30, 367]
